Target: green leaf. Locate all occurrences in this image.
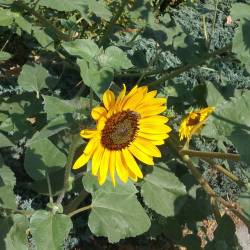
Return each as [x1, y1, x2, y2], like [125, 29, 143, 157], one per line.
[203, 91, 250, 164]
[205, 81, 225, 107]
[5, 214, 29, 250]
[24, 138, 67, 180]
[0, 51, 12, 61]
[78, 59, 114, 98]
[0, 133, 14, 148]
[30, 210, 72, 250]
[43, 95, 89, 120]
[0, 217, 13, 249]
[62, 39, 100, 61]
[231, 3, 250, 72]
[141, 163, 187, 217]
[26, 114, 74, 146]
[98, 46, 133, 70]
[18, 64, 50, 97]
[83, 174, 151, 243]
[0, 8, 18, 26]
[0, 159, 16, 209]
[238, 185, 250, 220]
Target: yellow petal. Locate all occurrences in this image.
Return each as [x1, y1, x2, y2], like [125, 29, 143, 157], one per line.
[97, 116, 107, 131]
[123, 91, 144, 110]
[151, 140, 166, 145]
[133, 137, 161, 157]
[122, 148, 143, 178]
[92, 145, 104, 176]
[109, 151, 116, 186]
[127, 168, 138, 182]
[80, 129, 98, 139]
[137, 105, 166, 117]
[103, 89, 115, 110]
[98, 149, 110, 185]
[115, 84, 126, 109]
[91, 106, 107, 120]
[72, 153, 91, 169]
[137, 131, 169, 141]
[129, 143, 154, 165]
[139, 124, 172, 134]
[115, 150, 128, 183]
[140, 115, 169, 125]
[84, 137, 99, 155]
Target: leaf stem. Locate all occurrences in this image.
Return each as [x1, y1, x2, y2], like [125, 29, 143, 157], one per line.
[67, 204, 92, 217]
[15, 0, 71, 41]
[180, 149, 240, 161]
[99, 0, 129, 46]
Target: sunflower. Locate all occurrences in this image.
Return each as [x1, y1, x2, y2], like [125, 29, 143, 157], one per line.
[179, 107, 214, 141]
[73, 85, 172, 185]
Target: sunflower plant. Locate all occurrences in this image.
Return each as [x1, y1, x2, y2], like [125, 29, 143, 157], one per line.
[0, 0, 250, 249]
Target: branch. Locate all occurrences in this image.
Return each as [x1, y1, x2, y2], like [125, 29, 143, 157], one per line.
[67, 204, 92, 217]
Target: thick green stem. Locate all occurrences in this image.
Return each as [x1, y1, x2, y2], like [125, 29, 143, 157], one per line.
[203, 158, 244, 186]
[99, 0, 129, 46]
[180, 149, 240, 161]
[68, 204, 92, 217]
[56, 134, 79, 206]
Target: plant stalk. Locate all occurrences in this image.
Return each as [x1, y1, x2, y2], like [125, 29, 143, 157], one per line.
[68, 204, 92, 217]
[180, 149, 240, 161]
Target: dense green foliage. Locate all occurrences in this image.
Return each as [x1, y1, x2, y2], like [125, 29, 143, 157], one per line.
[0, 0, 250, 249]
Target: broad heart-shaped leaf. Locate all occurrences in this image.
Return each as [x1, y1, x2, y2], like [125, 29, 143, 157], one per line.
[0, 132, 14, 148]
[30, 211, 72, 250]
[0, 217, 13, 249]
[26, 114, 74, 146]
[77, 58, 114, 99]
[0, 158, 16, 209]
[43, 95, 90, 120]
[0, 51, 12, 61]
[231, 3, 250, 72]
[205, 214, 237, 250]
[98, 46, 133, 70]
[24, 138, 67, 180]
[62, 39, 100, 61]
[0, 8, 18, 26]
[18, 63, 50, 98]
[83, 174, 151, 243]
[141, 163, 187, 218]
[203, 91, 250, 164]
[205, 81, 225, 107]
[5, 214, 29, 250]
[238, 185, 250, 220]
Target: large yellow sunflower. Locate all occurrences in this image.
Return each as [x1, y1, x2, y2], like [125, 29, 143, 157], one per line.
[179, 107, 214, 141]
[73, 85, 171, 185]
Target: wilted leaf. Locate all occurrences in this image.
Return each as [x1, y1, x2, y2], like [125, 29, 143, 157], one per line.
[30, 210, 72, 250]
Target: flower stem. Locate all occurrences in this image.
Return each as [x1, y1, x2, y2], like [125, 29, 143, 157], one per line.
[180, 149, 240, 161]
[203, 158, 244, 186]
[56, 134, 79, 206]
[67, 204, 92, 217]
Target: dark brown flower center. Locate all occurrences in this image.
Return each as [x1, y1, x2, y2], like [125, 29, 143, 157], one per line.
[101, 110, 140, 150]
[187, 112, 201, 126]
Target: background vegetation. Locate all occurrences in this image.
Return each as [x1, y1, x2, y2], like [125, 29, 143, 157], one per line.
[0, 0, 250, 249]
